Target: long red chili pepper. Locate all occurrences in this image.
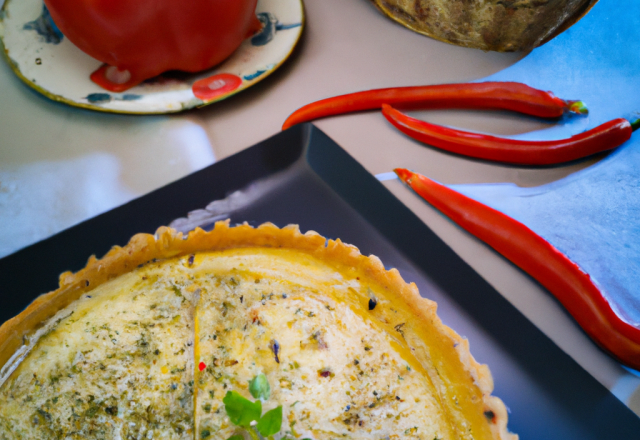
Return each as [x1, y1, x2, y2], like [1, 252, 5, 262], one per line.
[394, 168, 640, 370]
[282, 82, 587, 130]
[384, 105, 633, 165]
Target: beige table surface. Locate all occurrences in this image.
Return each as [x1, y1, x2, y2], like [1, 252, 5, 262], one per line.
[1, 0, 639, 417]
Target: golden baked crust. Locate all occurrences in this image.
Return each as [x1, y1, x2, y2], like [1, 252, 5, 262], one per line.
[0, 221, 517, 439]
[370, 0, 598, 51]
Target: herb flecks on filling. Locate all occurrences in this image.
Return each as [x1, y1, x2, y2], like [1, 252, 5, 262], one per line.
[1, 249, 477, 440]
[194, 251, 455, 440]
[0, 263, 196, 439]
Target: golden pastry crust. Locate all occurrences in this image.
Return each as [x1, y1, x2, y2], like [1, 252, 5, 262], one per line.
[369, 0, 598, 52]
[0, 221, 517, 440]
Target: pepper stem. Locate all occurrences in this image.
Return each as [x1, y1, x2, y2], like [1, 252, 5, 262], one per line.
[568, 100, 588, 115]
[394, 168, 414, 184]
[247, 428, 260, 440]
[630, 117, 640, 132]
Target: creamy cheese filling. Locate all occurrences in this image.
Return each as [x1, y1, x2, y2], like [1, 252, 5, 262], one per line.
[192, 249, 459, 440]
[0, 263, 196, 440]
[0, 248, 492, 440]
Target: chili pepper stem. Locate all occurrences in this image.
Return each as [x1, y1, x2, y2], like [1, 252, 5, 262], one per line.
[630, 117, 640, 132]
[394, 167, 415, 185]
[568, 100, 588, 115]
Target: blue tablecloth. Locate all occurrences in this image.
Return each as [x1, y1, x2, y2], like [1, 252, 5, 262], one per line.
[450, 0, 640, 323]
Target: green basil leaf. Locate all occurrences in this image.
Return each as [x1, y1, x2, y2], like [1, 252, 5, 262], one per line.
[227, 436, 244, 440]
[249, 373, 271, 400]
[256, 405, 283, 437]
[222, 390, 262, 427]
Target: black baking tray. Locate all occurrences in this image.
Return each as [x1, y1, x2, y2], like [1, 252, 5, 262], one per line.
[1, 124, 638, 438]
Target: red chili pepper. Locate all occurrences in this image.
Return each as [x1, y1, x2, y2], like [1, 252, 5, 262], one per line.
[282, 82, 586, 130]
[394, 168, 640, 370]
[384, 105, 633, 165]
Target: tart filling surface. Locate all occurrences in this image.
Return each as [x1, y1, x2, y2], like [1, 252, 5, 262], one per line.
[0, 265, 196, 439]
[0, 222, 516, 440]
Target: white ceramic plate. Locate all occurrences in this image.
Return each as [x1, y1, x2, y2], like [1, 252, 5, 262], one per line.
[0, 0, 304, 114]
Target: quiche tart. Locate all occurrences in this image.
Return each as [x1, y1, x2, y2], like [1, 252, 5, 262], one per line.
[0, 222, 516, 440]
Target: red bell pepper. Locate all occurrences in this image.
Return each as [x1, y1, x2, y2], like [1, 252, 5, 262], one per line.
[45, 0, 261, 92]
[282, 82, 587, 130]
[395, 168, 640, 370]
[383, 105, 634, 165]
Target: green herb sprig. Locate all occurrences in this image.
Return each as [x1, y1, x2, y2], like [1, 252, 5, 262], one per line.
[223, 373, 283, 440]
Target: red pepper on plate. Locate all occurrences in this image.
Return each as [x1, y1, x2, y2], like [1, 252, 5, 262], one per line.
[282, 82, 586, 130]
[45, 0, 262, 92]
[383, 105, 635, 165]
[394, 168, 640, 370]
